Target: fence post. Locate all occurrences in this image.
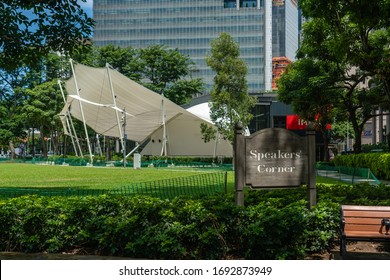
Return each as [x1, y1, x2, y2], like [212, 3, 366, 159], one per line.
[224, 172, 228, 194]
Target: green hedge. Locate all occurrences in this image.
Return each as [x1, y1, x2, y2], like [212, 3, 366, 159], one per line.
[1, 184, 390, 259]
[334, 153, 390, 180]
[0, 195, 337, 259]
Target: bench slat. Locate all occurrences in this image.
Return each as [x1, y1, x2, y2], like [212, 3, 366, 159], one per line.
[344, 217, 387, 225]
[343, 231, 390, 239]
[342, 205, 390, 211]
[343, 210, 390, 218]
[344, 224, 385, 233]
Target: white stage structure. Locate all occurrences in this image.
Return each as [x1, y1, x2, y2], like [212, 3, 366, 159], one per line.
[59, 61, 232, 163]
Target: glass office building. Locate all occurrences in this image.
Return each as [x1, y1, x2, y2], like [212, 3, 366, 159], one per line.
[272, 0, 299, 60]
[93, 0, 302, 94]
[93, 0, 299, 131]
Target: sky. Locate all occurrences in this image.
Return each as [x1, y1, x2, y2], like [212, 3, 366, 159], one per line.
[79, 0, 93, 17]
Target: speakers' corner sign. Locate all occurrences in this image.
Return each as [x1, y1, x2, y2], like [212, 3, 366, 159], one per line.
[234, 125, 317, 207]
[245, 128, 307, 188]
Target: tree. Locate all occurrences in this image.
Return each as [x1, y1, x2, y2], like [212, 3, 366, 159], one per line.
[94, 45, 143, 82]
[331, 120, 355, 147]
[278, 59, 338, 160]
[22, 80, 64, 157]
[299, 0, 390, 99]
[0, 63, 42, 158]
[278, 0, 390, 153]
[206, 32, 255, 142]
[139, 45, 203, 105]
[0, 100, 26, 159]
[0, 0, 94, 71]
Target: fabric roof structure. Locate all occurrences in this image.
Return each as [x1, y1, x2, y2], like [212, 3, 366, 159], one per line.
[60, 61, 232, 158]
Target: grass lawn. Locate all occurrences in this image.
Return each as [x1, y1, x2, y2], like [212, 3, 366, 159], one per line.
[316, 175, 349, 185]
[0, 163, 348, 191]
[0, 163, 215, 189]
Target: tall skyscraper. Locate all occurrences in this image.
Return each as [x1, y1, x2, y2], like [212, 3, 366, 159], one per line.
[93, 0, 300, 135]
[93, 0, 299, 96]
[272, 0, 298, 60]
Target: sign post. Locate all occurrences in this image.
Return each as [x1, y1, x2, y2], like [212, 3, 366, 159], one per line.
[234, 123, 316, 208]
[234, 123, 245, 206]
[306, 123, 317, 208]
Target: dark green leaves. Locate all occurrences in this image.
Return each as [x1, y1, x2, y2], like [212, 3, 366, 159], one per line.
[0, 0, 94, 70]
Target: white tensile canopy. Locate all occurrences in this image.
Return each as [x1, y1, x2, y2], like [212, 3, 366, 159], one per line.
[59, 61, 232, 162]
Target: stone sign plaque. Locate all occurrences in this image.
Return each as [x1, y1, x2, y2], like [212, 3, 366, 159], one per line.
[245, 128, 307, 188]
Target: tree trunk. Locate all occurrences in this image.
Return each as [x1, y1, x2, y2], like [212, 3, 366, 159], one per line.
[352, 125, 363, 153]
[40, 128, 48, 158]
[322, 130, 329, 161]
[9, 140, 15, 160]
[32, 128, 35, 157]
[52, 131, 58, 155]
[105, 136, 111, 160]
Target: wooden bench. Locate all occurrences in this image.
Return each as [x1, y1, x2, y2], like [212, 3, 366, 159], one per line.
[340, 205, 390, 258]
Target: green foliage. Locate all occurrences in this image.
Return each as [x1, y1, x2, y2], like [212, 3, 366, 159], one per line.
[134, 44, 205, 105]
[330, 121, 355, 142]
[334, 153, 390, 180]
[0, 0, 94, 71]
[22, 80, 64, 157]
[292, 0, 390, 153]
[277, 59, 337, 124]
[0, 194, 338, 259]
[362, 143, 389, 153]
[2, 165, 390, 259]
[200, 123, 217, 143]
[206, 32, 256, 142]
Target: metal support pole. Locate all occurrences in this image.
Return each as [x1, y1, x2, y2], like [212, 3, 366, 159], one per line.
[122, 108, 127, 168]
[57, 80, 81, 157]
[161, 93, 168, 156]
[106, 64, 125, 154]
[70, 59, 93, 164]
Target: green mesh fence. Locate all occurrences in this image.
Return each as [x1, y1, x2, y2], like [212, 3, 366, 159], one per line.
[0, 157, 234, 171]
[0, 172, 227, 200]
[111, 172, 227, 199]
[316, 164, 381, 185]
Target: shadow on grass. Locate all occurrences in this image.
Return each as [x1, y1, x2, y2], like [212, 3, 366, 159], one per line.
[0, 186, 110, 199]
[0, 184, 224, 200]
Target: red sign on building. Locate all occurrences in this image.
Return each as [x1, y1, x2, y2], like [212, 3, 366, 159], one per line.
[286, 115, 331, 130]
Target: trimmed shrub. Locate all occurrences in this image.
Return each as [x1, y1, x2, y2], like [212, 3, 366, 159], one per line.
[1, 184, 390, 259]
[334, 153, 390, 180]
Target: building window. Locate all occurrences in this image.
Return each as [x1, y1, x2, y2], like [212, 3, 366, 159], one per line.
[240, 0, 257, 8]
[224, 0, 237, 8]
[249, 104, 270, 133]
[273, 116, 286, 128]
